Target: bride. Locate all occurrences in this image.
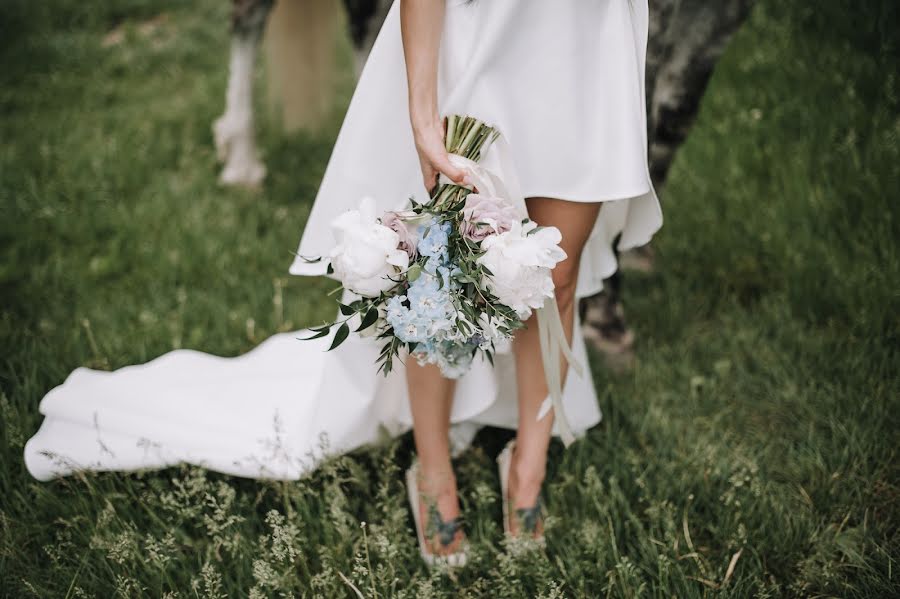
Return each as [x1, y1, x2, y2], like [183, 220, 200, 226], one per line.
[25, 0, 661, 567]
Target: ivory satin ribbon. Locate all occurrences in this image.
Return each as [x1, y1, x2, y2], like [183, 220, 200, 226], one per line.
[440, 144, 582, 447]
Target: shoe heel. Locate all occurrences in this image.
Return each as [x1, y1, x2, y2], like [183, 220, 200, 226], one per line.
[497, 441, 515, 536]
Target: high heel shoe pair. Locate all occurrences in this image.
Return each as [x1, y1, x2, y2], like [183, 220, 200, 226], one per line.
[406, 440, 545, 568]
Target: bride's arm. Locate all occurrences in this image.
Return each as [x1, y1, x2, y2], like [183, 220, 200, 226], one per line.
[400, 0, 466, 191]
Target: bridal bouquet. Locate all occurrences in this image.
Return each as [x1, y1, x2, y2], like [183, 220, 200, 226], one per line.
[304, 115, 567, 378]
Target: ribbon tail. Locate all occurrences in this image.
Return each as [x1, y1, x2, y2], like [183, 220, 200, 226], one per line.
[536, 314, 554, 420]
[543, 296, 584, 379]
[536, 397, 553, 421]
[535, 302, 578, 447]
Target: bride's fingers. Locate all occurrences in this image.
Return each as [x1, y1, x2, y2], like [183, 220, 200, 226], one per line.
[433, 154, 467, 185]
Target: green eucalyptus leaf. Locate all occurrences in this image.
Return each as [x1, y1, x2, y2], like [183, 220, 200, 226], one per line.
[299, 329, 330, 341]
[328, 323, 350, 351]
[356, 307, 379, 332]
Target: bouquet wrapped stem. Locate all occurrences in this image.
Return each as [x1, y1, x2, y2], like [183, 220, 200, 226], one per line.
[430, 115, 499, 210]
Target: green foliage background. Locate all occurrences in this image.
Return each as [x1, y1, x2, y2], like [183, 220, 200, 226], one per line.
[1, 1, 897, 596]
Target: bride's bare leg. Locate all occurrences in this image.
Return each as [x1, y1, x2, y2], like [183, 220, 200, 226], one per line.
[510, 197, 602, 535]
[406, 360, 465, 554]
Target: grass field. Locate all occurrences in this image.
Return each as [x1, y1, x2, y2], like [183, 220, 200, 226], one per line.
[1, 1, 898, 596]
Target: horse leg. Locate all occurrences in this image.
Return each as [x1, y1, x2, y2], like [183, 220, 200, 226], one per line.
[214, 0, 273, 187]
[581, 0, 755, 363]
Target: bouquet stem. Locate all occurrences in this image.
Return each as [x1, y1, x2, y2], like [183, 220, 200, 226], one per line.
[432, 115, 499, 209]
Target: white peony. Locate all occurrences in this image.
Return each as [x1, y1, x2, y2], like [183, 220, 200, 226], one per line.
[477, 220, 567, 319]
[329, 197, 409, 297]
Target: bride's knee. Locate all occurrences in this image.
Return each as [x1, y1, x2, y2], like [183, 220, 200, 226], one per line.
[551, 261, 579, 313]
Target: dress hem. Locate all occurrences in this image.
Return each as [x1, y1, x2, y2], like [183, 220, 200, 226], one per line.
[519, 185, 652, 205]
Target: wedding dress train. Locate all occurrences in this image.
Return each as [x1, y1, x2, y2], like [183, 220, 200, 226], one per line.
[24, 0, 661, 482]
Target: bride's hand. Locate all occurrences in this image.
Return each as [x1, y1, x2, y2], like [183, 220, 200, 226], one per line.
[412, 116, 467, 193]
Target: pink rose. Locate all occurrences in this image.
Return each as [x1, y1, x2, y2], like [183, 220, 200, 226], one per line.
[381, 210, 419, 258]
[460, 194, 519, 242]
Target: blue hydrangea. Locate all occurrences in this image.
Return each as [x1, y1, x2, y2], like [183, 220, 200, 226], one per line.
[385, 218, 475, 370]
[413, 337, 479, 379]
[386, 271, 455, 344]
[407, 276, 450, 320]
[423, 255, 443, 274]
[437, 264, 461, 288]
[417, 221, 451, 260]
[395, 314, 432, 343]
[385, 295, 407, 323]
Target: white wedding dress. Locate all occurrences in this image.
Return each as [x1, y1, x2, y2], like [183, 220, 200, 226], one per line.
[24, 0, 661, 482]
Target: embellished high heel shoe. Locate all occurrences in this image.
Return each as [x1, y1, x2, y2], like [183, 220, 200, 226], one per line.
[497, 440, 546, 546]
[405, 460, 468, 568]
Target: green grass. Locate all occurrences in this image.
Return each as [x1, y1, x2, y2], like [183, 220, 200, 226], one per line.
[1, 0, 897, 596]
